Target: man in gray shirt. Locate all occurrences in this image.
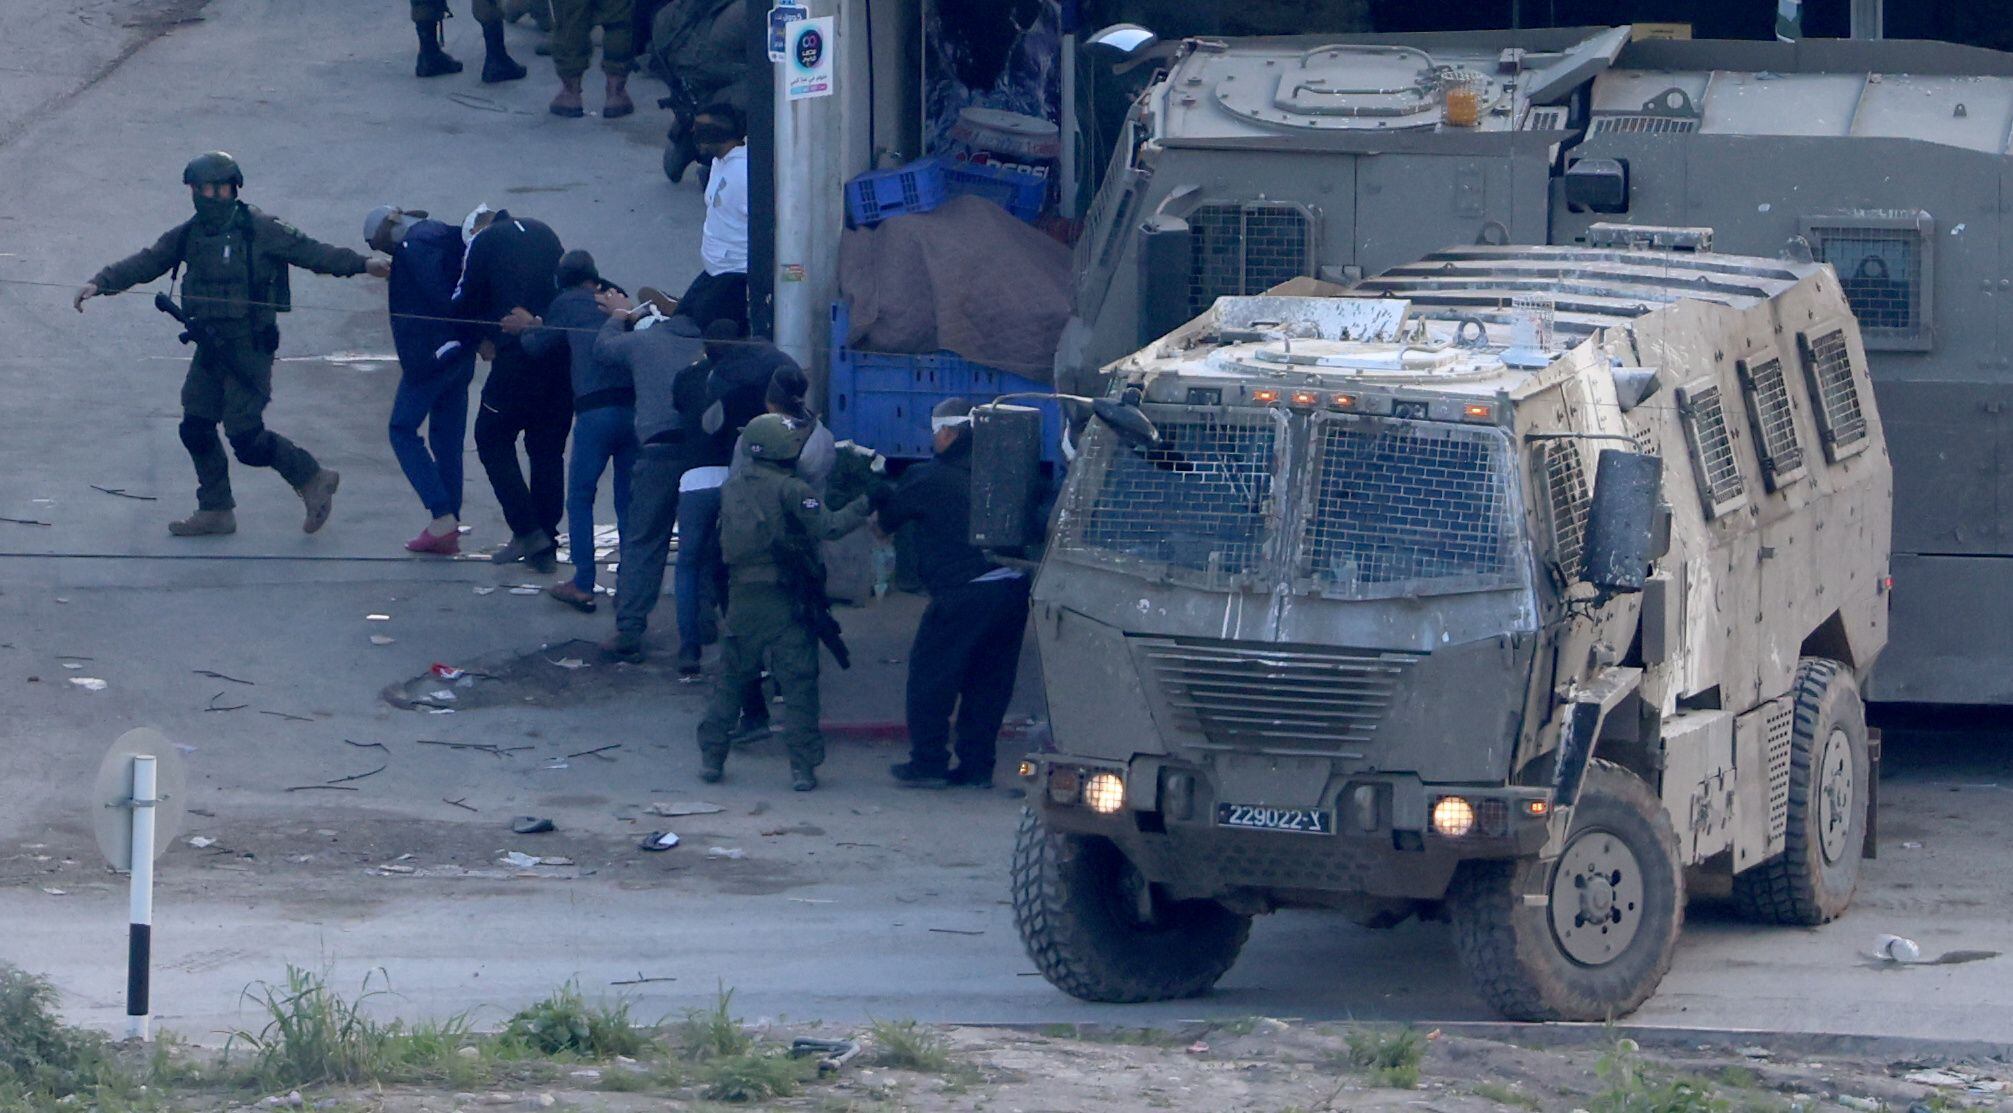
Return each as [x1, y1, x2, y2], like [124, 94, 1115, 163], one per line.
[594, 288, 705, 662]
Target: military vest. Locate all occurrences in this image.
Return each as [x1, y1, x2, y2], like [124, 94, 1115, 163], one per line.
[177, 207, 290, 324]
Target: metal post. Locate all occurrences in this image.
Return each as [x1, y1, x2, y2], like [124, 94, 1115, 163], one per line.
[1059, 33, 1078, 219]
[126, 755, 156, 1041]
[1775, 0, 1803, 43]
[1851, 0, 1883, 40]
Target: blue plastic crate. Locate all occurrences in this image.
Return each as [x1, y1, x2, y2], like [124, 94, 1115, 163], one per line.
[844, 159, 947, 226]
[827, 302, 1062, 464]
[940, 159, 1047, 223]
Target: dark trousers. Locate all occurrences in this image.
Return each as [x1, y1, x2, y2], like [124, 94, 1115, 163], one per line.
[179, 335, 320, 512]
[474, 378, 571, 540]
[389, 357, 474, 519]
[675, 269, 748, 335]
[904, 576, 1032, 776]
[614, 444, 682, 634]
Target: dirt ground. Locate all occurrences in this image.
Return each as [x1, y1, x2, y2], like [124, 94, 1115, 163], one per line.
[124, 1021, 2013, 1112]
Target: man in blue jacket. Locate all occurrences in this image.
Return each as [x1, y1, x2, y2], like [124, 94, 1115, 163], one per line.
[368, 206, 476, 555]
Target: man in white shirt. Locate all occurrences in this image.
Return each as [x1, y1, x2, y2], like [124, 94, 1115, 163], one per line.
[675, 102, 750, 335]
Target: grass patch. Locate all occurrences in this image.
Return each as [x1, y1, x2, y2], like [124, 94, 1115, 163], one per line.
[865, 1019, 956, 1074]
[678, 984, 754, 1062]
[227, 966, 402, 1089]
[500, 980, 646, 1059]
[1473, 1079, 1543, 1109]
[699, 1050, 814, 1102]
[1588, 1038, 1728, 1113]
[1342, 1025, 1424, 1090]
[0, 963, 116, 1100]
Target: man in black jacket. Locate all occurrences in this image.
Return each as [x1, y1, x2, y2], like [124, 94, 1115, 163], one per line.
[876, 399, 1031, 789]
[452, 206, 569, 570]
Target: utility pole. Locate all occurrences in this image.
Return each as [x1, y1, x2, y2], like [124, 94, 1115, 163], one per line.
[1775, 0, 1802, 42]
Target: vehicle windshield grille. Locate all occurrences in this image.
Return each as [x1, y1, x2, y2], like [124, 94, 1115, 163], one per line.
[1300, 417, 1519, 596]
[1060, 411, 1281, 584]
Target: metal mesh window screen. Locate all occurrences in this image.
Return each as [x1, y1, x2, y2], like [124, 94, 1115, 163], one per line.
[1062, 412, 1280, 582]
[1544, 442, 1591, 575]
[1187, 204, 1313, 316]
[1740, 356, 1805, 488]
[1301, 419, 1518, 595]
[1681, 384, 1747, 518]
[1800, 329, 1868, 459]
[1811, 227, 1922, 341]
[1764, 698, 1795, 842]
[1590, 115, 1699, 135]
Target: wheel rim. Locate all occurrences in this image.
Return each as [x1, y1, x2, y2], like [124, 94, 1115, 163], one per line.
[1548, 827, 1647, 967]
[1818, 726, 1856, 865]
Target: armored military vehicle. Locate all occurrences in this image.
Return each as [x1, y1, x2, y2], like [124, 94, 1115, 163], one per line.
[1062, 25, 2011, 704]
[1009, 238, 1890, 1019]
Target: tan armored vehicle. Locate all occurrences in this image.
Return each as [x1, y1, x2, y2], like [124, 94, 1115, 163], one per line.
[1008, 236, 1892, 1020]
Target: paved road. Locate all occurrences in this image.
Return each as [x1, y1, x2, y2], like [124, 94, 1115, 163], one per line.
[1, 0, 2009, 1047]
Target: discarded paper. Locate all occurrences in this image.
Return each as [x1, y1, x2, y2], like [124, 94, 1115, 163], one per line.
[68, 677, 107, 691]
[648, 801, 725, 817]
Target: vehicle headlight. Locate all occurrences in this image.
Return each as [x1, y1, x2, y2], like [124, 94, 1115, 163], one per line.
[1431, 796, 1477, 838]
[1084, 772, 1126, 815]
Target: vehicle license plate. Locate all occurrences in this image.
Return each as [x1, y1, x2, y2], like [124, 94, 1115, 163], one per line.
[1216, 804, 1334, 834]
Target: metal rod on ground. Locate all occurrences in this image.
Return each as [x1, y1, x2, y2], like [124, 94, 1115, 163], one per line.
[127, 755, 157, 1042]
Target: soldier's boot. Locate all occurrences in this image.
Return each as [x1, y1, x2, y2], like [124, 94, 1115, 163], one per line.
[550, 76, 586, 118]
[700, 754, 726, 783]
[791, 764, 818, 793]
[479, 19, 527, 83]
[415, 20, 464, 78]
[603, 73, 635, 119]
[601, 630, 647, 664]
[298, 469, 340, 535]
[168, 509, 237, 537]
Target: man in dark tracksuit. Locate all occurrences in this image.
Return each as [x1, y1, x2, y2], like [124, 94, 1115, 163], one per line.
[75, 152, 388, 537]
[878, 399, 1032, 789]
[410, 0, 527, 82]
[367, 205, 476, 555]
[698, 414, 871, 792]
[452, 207, 569, 571]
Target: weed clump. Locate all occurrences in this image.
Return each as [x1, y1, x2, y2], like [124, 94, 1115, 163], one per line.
[501, 981, 645, 1058]
[0, 964, 112, 1099]
[677, 985, 754, 1062]
[1343, 1025, 1424, 1089]
[866, 1018, 956, 1073]
[1589, 1038, 1728, 1113]
[699, 1050, 811, 1102]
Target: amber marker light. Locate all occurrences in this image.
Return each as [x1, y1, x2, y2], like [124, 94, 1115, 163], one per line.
[1251, 388, 1281, 403]
[1463, 402, 1495, 421]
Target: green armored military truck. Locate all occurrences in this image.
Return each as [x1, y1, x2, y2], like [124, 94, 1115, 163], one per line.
[1007, 235, 1891, 1021]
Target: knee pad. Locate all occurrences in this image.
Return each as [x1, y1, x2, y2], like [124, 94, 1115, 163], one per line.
[178, 416, 220, 456]
[227, 426, 278, 468]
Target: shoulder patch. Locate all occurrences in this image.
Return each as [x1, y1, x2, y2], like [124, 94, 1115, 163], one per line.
[801, 497, 821, 511]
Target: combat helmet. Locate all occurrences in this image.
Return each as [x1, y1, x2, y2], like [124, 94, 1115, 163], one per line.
[183, 151, 244, 188]
[742, 414, 810, 463]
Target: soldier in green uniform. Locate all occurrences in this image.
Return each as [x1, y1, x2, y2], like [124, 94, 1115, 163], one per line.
[547, 0, 636, 119]
[697, 414, 871, 791]
[411, 0, 528, 83]
[74, 152, 392, 538]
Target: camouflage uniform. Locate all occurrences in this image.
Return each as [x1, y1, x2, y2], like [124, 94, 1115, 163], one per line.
[412, 0, 503, 21]
[551, 0, 636, 78]
[696, 457, 869, 782]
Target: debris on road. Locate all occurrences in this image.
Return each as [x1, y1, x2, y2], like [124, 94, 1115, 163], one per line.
[443, 797, 479, 812]
[473, 587, 496, 596]
[187, 836, 216, 849]
[705, 846, 746, 860]
[366, 614, 392, 622]
[67, 677, 107, 691]
[192, 669, 253, 685]
[370, 635, 396, 646]
[430, 664, 467, 681]
[647, 801, 723, 817]
[565, 744, 619, 760]
[1874, 935, 1922, 963]
[90, 484, 157, 500]
[203, 692, 247, 712]
[511, 817, 556, 835]
[638, 832, 679, 852]
[548, 657, 588, 670]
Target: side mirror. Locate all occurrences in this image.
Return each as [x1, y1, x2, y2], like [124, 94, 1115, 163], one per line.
[1581, 449, 1661, 594]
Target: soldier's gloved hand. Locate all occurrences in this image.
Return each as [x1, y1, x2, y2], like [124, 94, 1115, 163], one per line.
[499, 307, 539, 336]
[365, 254, 393, 279]
[73, 283, 99, 312]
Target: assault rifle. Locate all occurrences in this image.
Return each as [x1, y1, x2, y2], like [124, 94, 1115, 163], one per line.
[776, 515, 850, 670]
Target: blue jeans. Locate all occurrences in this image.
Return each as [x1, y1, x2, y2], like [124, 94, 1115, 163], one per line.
[388, 357, 475, 518]
[675, 483, 723, 654]
[566, 405, 639, 590]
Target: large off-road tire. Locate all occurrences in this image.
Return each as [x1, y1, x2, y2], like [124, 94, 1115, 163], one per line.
[1450, 760, 1684, 1021]
[1010, 808, 1251, 1003]
[1731, 658, 1869, 925]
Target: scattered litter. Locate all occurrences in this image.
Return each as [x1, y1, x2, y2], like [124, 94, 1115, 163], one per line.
[259, 710, 314, 722]
[204, 692, 248, 712]
[426, 707, 456, 715]
[549, 656, 588, 669]
[1186, 1041, 1209, 1055]
[542, 761, 570, 771]
[430, 664, 466, 681]
[370, 635, 396, 646]
[188, 836, 217, 849]
[509, 586, 541, 596]
[705, 846, 746, 860]
[443, 797, 479, 812]
[787, 897, 835, 904]
[472, 586, 496, 596]
[790, 1038, 861, 1075]
[568, 1069, 602, 1081]
[1, 517, 53, 527]
[927, 928, 984, 936]
[343, 739, 389, 752]
[639, 831, 680, 852]
[1901, 840, 1924, 849]
[648, 801, 724, 817]
[375, 864, 417, 875]
[511, 816, 556, 835]
[1838, 1097, 1879, 1112]
[366, 614, 392, 621]
[55, 597, 69, 604]
[1903, 1068, 2004, 1093]
[428, 689, 458, 702]
[1873, 934, 1921, 963]
[1738, 1046, 1772, 1060]
[501, 851, 574, 869]
[326, 764, 386, 786]
[90, 485, 157, 501]
[68, 677, 107, 691]
[62, 662, 82, 670]
[566, 743, 620, 760]
[41, 888, 67, 897]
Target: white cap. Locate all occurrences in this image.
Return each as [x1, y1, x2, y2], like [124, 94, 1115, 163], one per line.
[461, 203, 494, 245]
